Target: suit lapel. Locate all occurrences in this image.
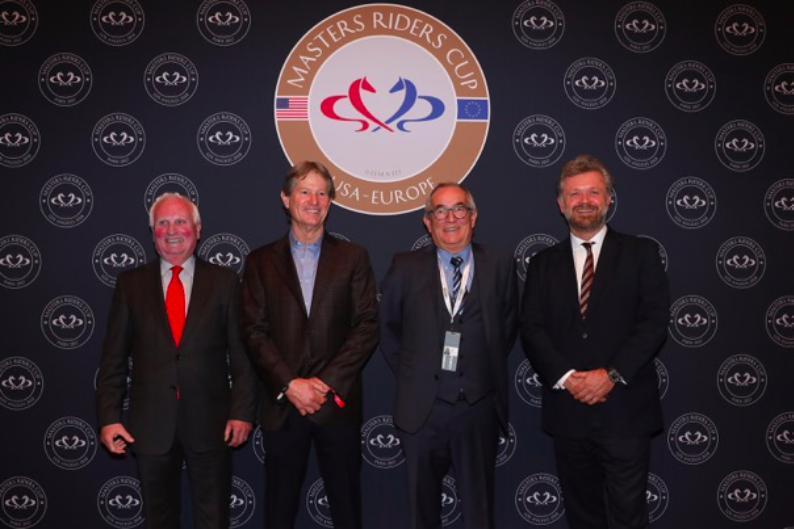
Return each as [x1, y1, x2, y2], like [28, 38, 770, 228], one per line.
[556, 238, 580, 315]
[180, 258, 210, 345]
[472, 244, 492, 346]
[272, 235, 308, 318]
[310, 234, 339, 316]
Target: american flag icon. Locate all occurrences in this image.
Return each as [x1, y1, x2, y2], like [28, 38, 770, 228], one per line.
[276, 97, 309, 120]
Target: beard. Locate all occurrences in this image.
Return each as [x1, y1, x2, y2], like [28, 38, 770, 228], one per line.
[564, 204, 607, 233]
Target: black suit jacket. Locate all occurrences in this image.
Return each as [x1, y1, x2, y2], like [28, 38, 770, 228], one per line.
[520, 228, 669, 438]
[241, 233, 379, 431]
[379, 243, 518, 434]
[96, 258, 257, 454]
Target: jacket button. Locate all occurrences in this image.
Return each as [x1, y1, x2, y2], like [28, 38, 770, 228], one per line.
[582, 333, 588, 339]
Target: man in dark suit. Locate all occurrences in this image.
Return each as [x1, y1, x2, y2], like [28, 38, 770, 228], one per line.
[521, 155, 670, 529]
[96, 192, 257, 528]
[379, 182, 518, 528]
[241, 161, 378, 529]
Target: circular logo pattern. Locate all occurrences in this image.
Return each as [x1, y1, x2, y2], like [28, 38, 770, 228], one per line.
[765, 296, 794, 348]
[664, 60, 716, 112]
[361, 415, 405, 469]
[97, 476, 144, 528]
[717, 470, 767, 522]
[92, 113, 146, 167]
[614, 2, 666, 53]
[512, 115, 565, 168]
[38, 53, 92, 107]
[197, 0, 251, 46]
[715, 236, 766, 289]
[717, 354, 767, 407]
[764, 63, 794, 115]
[715, 5, 765, 56]
[91, 0, 144, 46]
[0, 476, 47, 528]
[440, 475, 461, 526]
[305, 478, 332, 528]
[275, 4, 489, 215]
[514, 233, 558, 282]
[515, 358, 543, 408]
[144, 53, 199, 106]
[764, 178, 794, 231]
[251, 425, 266, 464]
[515, 473, 564, 525]
[563, 57, 616, 110]
[665, 177, 716, 229]
[0, 113, 41, 168]
[40, 295, 95, 350]
[615, 116, 666, 169]
[0, 356, 43, 411]
[198, 233, 249, 276]
[143, 173, 199, 213]
[43, 416, 97, 470]
[92, 234, 146, 288]
[715, 120, 764, 172]
[0, 235, 41, 289]
[40, 174, 94, 228]
[654, 358, 669, 400]
[511, 0, 565, 50]
[637, 234, 668, 271]
[197, 112, 251, 166]
[667, 412, 719, 465]
[411, 234, 433, 251]
[0, 0, 37, 47]
[766, 412, 794, 464]
[646, 473, 669, 524]
[496, 422, 517, 467]
[669, 295, 718, 348]
[229, 476, 255, 528]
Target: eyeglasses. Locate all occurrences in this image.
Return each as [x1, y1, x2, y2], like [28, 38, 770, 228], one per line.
[428, 205, 472, 220]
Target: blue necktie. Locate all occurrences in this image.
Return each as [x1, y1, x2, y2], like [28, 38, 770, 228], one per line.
[450, 256, 463, 306]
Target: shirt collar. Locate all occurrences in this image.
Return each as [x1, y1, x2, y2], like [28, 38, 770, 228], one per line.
[160, 255, 196, 277]
[289, 229, 322, 251]
[437, 244, 472, 267]
[570, 225, 608, 250]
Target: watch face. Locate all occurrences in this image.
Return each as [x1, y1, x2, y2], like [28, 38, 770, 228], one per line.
[608, 369, 621, 383]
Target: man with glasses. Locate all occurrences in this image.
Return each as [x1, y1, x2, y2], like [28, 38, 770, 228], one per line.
[380, 182, 518, 528]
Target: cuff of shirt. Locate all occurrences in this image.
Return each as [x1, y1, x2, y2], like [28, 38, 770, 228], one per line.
[554, 369, 575, 390]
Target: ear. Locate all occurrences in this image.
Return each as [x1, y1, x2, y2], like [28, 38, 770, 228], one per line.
[469, 209, 478, 228]
[195, 222, 202, 239]
[280, 192, 290, 210]
[557, 195, 565, 213]
[422, 214, 432, 233]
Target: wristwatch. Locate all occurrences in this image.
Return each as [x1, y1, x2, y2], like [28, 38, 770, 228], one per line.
[606, 367, 624, 384]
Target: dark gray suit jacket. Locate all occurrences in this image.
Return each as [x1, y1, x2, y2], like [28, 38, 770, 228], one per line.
[96, 258, 257, 454]
[379, 243, 518, 434]
[520, 228, 669, 437]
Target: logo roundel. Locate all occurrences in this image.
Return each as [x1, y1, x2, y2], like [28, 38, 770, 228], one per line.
[0, 476, 47, 528]
[361, 414, 405, 469]
[144, 173, 199, 213]
[197, 0, 251, 46]
[717, 470, 767, 522]
[40, 174, 94, 228]
[0, 113, 41, 168]
[766, 412, 794, 464]
[92, 113, 146, 167]
[667, 412, 719, 465]
[654, 358, 669, 400]
[496, 422, 517, 467]
[766, 296, 794, 348]
[715, 120, 764, 172]
[646, 473, 669, 523]
[717, 354, 767, 407]
[275, 4, 489, 215]
[514, 233, 559, 282]
[0, 356, 44, 411]
[764, 179, 794, 231]
[0, 234, 41, 289]
[440, 475, 461, 526]
[564, 57, 616, 110]
[144, 53, 199, 106]
[97, 476, 144, 528]
[512, 0, 565, 50]
[614, 2, 666, 53]
[229, 476, 255, 528]
[39, 53, 92, 107]
[513, 115, 566, 168]
[715, 5, 765, 56]
[198, 233, 249, 276]
[92, 234, 146, 288]
[669, 295, 718, 348]
[515, 358, 543, 408]
[43, 416, 98, 470]
[665, 60, 716, 112]
[41, 295, 95, 350]
[666, 177, 716, 229]
[715, 236, 765, 289]
[0, 0, 38, 47]
[305, 478, 332, 528]
[515, 473, 565, 525]
[615, 117, 666, 170]
[765, 63, 794, 115]
[91, 0, 144, 47]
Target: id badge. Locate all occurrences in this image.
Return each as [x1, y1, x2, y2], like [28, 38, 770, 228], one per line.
[441, 331, 461, 372]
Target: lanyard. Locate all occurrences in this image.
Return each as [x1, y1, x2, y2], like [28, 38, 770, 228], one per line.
[437, 255, 473, 322]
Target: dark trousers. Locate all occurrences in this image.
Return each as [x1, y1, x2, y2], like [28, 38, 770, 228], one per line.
[261, 407, 362, 529]
[553, 434, 651, 529]
[136, 437, 231, 529]
[399, 394, 498, 529]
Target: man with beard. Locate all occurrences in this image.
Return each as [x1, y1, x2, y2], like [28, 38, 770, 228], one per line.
[520, 155, 669, 529]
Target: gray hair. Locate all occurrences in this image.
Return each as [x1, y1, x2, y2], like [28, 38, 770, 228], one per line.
[148, 192, 201, 228]
[424, 182, 477, 214]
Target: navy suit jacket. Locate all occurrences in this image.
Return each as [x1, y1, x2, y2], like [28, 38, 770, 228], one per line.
[96, 258, 258, 454]
[380, 243, 518, 434]
[520, 228, 669, 437]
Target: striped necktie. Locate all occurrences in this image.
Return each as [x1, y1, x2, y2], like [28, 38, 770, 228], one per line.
[580, 242, 594, 318]
[450, 256, 463, 306]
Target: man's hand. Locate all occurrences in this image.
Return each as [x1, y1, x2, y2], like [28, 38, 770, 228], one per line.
[100, 423, 135, 455]
[565, 369, 613, 405]
[285, 377, 328, 415]
[224, 420, 253, 447]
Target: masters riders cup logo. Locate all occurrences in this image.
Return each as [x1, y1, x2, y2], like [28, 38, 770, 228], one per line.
[667, 412, 719, 465]
[0, 0, 38, 47]
[229, 476, 255, 528]
[97, 476, 144, 528]
[40, 174, 94, 228]
[515, 473, 564, 525]
[764, 179, 794, 231]
[43, 416, 98, 470]
[766, 296, 794, 348]
[275, 4, 489, 215]
[0, 476, 47, 528]
[646, 473, 669, 523]
[514, 233, 558, 282]
[40, 295, 95, 350]
[717, 470, 767, 522]
[0, 356, 44, 411]
[766, 412, 794, 464]
[0, 235, 41, 289]
[669, 295, 718, 348]
[92, 234, 146, 288]
[361, 415, 405, 469]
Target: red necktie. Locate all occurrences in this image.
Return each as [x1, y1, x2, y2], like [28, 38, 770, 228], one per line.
[580, 242, 594, 318]
[165, 265, 185, 346]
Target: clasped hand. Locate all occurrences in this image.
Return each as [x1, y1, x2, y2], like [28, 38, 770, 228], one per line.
[564, 368, 615, 406]
[285, 377, 330, 416]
